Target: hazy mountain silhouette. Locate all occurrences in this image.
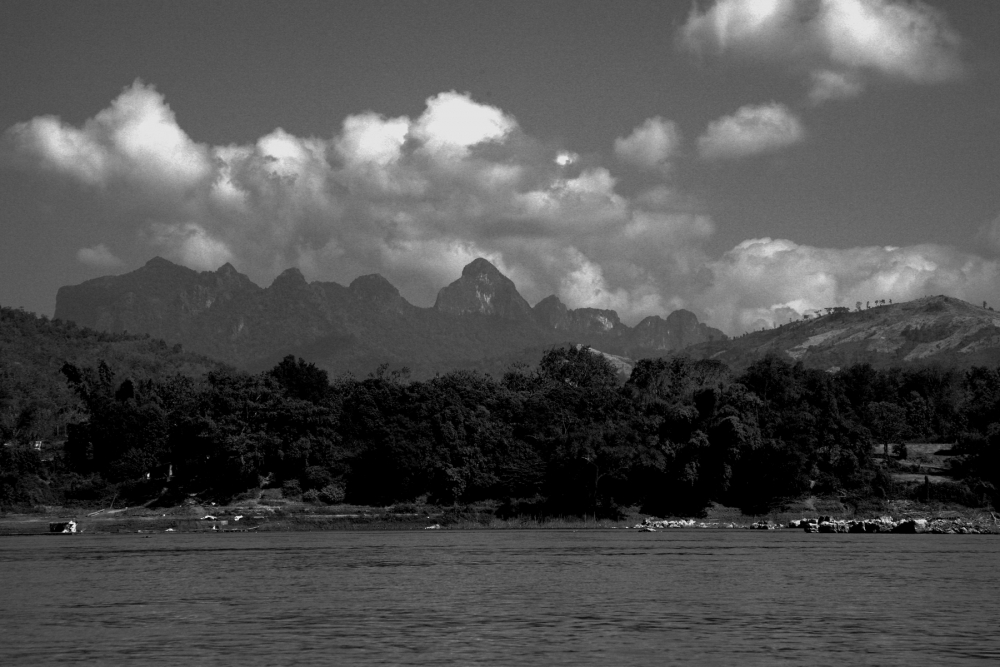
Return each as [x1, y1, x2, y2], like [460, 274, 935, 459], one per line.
[55, 257, 726, 378]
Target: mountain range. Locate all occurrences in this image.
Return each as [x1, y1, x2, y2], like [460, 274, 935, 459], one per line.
[55, 257, 725, 378]
[46, 257, 1000, 378]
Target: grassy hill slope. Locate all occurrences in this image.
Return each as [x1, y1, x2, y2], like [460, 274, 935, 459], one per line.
[683, 296, 1000, 370]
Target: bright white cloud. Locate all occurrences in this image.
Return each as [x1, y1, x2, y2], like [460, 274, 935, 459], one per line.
[819, 0, 963, 82]
[76, 244, 124, 269]
[698, 103, 804, 159]
[5, 80, 211, 190]
[8, 82, 999, 336]
[555, 151, 578, 167]
[697, 238, 1000, 333]
[679, 0, 964, 102]
[2, 83, 712, 324]
[411, 91, 517, 156]
[336, 112, 409, 168]
[614, 116, 681, 170]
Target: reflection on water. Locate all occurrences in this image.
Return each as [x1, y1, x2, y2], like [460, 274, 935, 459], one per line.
[1, 531, 998, 666]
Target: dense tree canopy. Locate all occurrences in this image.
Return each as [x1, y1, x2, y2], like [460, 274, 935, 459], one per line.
[2, 329, 999, 512]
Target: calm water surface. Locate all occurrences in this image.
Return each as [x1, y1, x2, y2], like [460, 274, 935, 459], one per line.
[1, 530, 998, 665]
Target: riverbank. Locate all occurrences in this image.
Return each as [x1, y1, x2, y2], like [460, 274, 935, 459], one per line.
[2, 497, 997, 535]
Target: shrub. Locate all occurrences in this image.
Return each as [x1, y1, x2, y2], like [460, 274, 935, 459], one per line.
[302, 465, 333, 491]
[281, 479, 302, 498]
[318, 483, 345, 505]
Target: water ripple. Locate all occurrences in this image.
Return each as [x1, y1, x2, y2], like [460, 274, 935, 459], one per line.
[1, 531, 998, 665]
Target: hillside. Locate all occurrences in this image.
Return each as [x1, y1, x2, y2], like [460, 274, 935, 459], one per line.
[682, 296, 1000, 370]
[0, 305, 228, 445]
[55, 257, 726, 379]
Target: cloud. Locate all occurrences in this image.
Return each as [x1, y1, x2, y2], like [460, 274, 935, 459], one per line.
[9, 82, 1000, 336]
[2, 83, 713, 325]
[411, 91, 516, 157]
[4, 80, 211, 191]
[679, 0, 964, 102]
[555, 151, 578, 167]
[697, 103, 804, 159]
[697, 238, 1000, 333]
[76, 244, 124, 269]
[614, 117, 681, 170]
[147, 223, 234, 271]
[808, 69, 865, 104]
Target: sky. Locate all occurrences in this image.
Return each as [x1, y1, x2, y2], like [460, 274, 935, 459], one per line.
[2, 0, 1000, 334]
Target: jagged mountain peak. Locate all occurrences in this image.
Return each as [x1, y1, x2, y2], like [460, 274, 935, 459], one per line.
[533, 295, 569, 329]
[535, 294, 565, 308]
[55, 255, 734, 378]
[270, 267, 307, 288]
[434, 258, 533, 321]
[533, 296, 628, 337]
[629, 309, 726, 353]
[634, 309, 700, 330]
[350, 274, 400, 301]
[634, 314, 665, 329]
[135, 256, 199, 280]
[462, 257, 504, 279]
[144, 256, 177, 269]
[666, 309, 700, 327]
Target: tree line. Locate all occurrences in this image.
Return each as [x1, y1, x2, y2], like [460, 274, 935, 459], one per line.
[2, 346, 999, 514]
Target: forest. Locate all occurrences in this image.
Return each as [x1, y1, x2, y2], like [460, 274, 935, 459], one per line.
[3, 313, 999, 515]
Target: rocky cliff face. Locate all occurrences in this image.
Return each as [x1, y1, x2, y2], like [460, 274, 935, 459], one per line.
[349, 274, 410, 313]
[54, 257, 261, 343]
[433, 258, 534, 321]
[56, 256, 725, 378]
[533, 297, 629, 339]
[532, 296, 723, 353]
[629, 310, 727, 352]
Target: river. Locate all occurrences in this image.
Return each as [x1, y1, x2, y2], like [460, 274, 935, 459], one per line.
[1, 530, 998, 665]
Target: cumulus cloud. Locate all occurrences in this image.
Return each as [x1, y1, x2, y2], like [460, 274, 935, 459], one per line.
[5, 80, 210, 191]
[697, 238, 1000, 333]
[679, 0, 964, 102]
[697, 103, 804, 159]
[411, 91, 516, 157]
[808, 69, 865, 104]
[9, 81, 999, 336]
[614, 116, 681, 170]
[2, 82, 714, 324]
[76, 244, 124, 269]
[555, 151, 578, 167]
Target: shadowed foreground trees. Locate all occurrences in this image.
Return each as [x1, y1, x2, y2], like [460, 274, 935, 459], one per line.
[3, 349, 999, 513]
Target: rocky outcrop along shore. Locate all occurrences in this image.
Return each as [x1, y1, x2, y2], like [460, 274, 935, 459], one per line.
[632, 515, 996, 534]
